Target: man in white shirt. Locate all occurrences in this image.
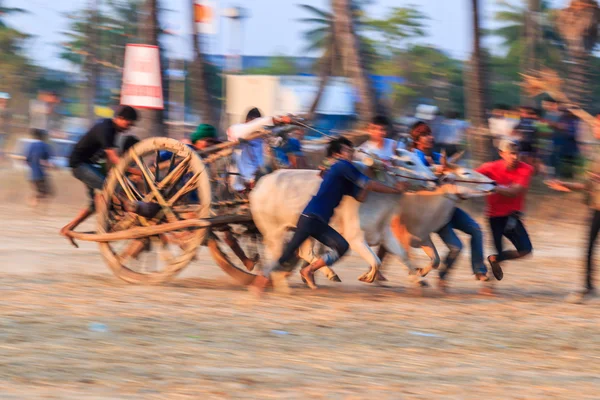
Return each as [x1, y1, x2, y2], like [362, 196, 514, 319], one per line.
[355, 115, 398, 163]
[488, 105, 517, 146]
[226, 108, 292, 191]
[436, 111, 468, 157]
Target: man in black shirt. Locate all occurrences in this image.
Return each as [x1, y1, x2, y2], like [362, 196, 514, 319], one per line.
[60, 106, 138, 245]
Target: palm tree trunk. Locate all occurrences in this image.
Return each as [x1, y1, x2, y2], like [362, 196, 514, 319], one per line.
[521, 0, 540, 106]
[85, 0, 99, 126]
[332, 0, 378, 123]
[308, 43, 335, 121]
[566, 42, 592, 107]
[466, 0, 493, 164]
[190, 0, 218, 128]
[138, 0, 165, 138]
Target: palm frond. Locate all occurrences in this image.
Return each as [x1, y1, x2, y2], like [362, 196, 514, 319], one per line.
[296, 4, 332, 20]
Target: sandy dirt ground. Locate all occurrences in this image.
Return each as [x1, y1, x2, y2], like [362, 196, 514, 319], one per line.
[1, 168, 599, 399]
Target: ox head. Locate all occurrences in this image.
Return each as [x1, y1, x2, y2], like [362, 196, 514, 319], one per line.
[440, 166, 496, 198]
[389, 148, 438, 191]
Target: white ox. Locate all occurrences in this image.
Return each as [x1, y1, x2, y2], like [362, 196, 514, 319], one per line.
[378, 167, 496, 279]
[249, 149, 437, 285]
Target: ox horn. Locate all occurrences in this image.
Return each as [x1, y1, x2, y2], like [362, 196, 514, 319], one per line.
[449, 150, 465, 164]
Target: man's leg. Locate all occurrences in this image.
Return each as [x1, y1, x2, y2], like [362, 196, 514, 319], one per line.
[60, 164, 106, 246]
[451, 208, 487, 278]
[487, 217, 507, 280]
[251, 215, 312, 294]
[585, 210, 600, 293]
[436, 222, 462, 281]
[299, 219, 350, 289]
[499, 218, 533, 262]
[568, 209, 600, 303]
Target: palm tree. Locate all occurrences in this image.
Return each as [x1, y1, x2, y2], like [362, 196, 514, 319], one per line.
[492, 0, 561, 61]
[85, 0, 99, 125]
[491, 0, 562, 104]
[332, 0, 379, 122]
[137, 0, 166, 138]
[0, 2, 31, 121]
[556, 0, 600, 108]
[466, 0, 492, 163]
[190, 0, 217, 127]
[297, 2, 368, 120]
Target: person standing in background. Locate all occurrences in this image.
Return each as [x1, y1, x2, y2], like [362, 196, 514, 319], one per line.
[542, 99, 563, 177]
[557, 110, 580, 179]
[546, 112, 600, 303]
[26, 129, 54, 207]
[355, 115, 397, 162]
[436, 111, 468, 157]
[29, 91, 60, 133]
[0, 93, 11, 159]
[489, 105, 517, 147]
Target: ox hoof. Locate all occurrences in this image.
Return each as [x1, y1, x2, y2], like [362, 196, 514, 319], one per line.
[270, 271, 292, 294]
[418, 279, 430, 288]
[329, 274, 342, 283]
[417, 266, 433, 277]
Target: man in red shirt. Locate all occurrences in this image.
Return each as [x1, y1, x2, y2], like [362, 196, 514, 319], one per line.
[476, 138, 534, 280]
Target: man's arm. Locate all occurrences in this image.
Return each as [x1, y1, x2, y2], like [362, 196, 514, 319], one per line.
[105, 148, 121, 167]
[364, 180, 407, 194]
[494, 165, 532, 197]
[494, 184, 527, 197]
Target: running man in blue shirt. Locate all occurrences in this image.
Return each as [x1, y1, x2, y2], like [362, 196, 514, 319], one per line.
[251, 137, 408, 294]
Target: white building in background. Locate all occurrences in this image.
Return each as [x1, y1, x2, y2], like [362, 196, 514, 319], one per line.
[225, 75, 355, 134]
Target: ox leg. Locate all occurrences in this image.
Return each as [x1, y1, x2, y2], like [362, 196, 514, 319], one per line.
[374, 246, 389, 283]
[348, 239, 380, 284]
[420, 236, 441, 277]
[382, 225, 428, 288]
[263, 233, 285, 273]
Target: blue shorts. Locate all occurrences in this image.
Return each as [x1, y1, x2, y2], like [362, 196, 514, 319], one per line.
[72, 163, 106, 211]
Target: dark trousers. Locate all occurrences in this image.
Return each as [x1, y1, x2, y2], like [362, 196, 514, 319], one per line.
[586, 210, 600, 291]
[489, 215, 533, 261]
[277, 214, 349, 268]
[72, 163, 106, 211]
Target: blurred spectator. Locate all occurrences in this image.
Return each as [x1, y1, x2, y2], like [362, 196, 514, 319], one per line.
[435, 111, 468, 157]
[274, 127, 306, 169]
[542, 100, 562, 174]
[26, 129, 54, 206]
[356, 115, 397, 162]
[488, 104, 517, 146]
[0, 93, 11, 158]
[557, 110, 580, 179]
[513, 106, 539, 168]
[29, 91, 60, 132]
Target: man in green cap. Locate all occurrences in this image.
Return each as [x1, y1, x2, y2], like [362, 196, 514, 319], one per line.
[190, 123, 220, 151]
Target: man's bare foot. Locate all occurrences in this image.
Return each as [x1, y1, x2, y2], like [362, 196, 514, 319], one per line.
[300, 266, 318, 290]
[59, 226, 79, 248]
[475, 273, 490, 282]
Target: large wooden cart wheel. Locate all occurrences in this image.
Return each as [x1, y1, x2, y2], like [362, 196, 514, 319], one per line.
[206, 222, 264, 286]
[96, 137, 211, 284]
